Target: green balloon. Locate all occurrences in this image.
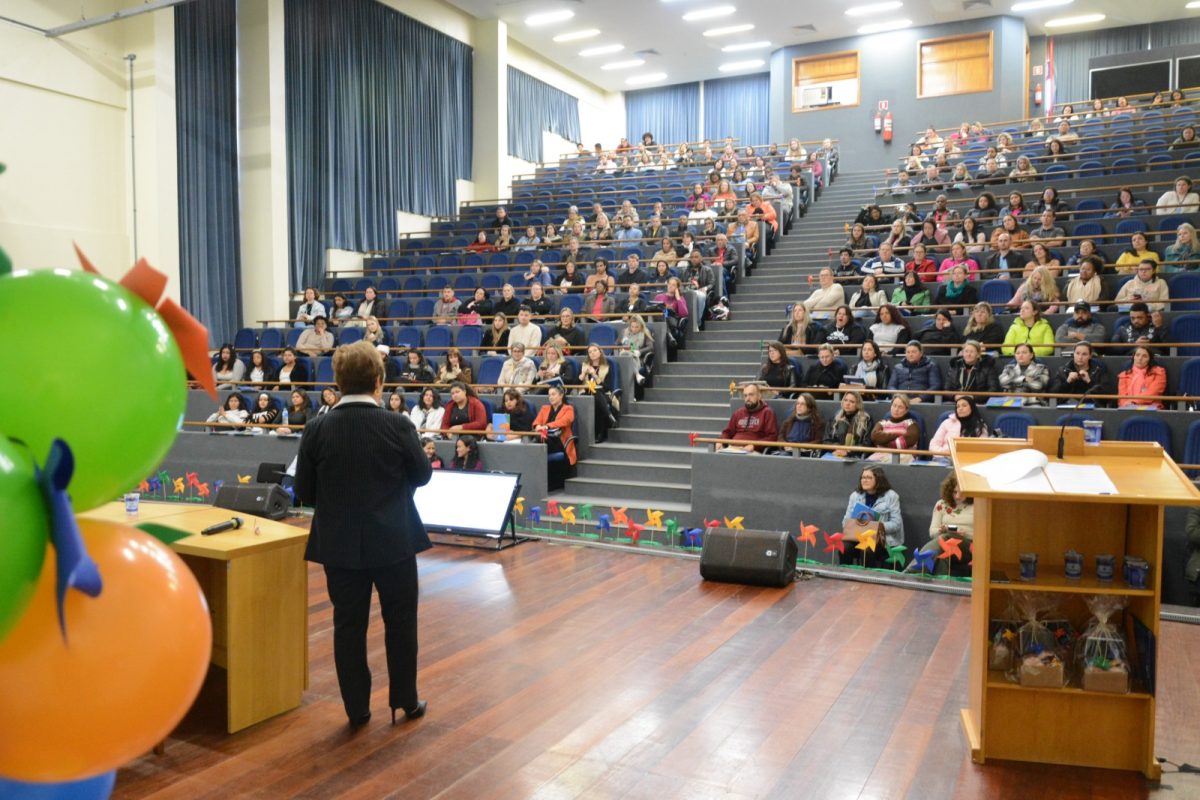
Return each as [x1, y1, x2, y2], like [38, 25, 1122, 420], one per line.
[0, 436, 49, 641]
[0, 270, 186, 511]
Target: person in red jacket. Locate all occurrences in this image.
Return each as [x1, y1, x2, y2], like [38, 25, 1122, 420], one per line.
[717, 383, 779, 452]
[441, 381, 487, 433]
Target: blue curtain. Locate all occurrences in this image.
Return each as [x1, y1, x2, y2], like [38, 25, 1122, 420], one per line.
[703, 73, 770, 147]
[1045, 26, 1149, 105]
[626, 83, 700, 146]
[507, 67, 581, 162]
[285, 0, 473, 291]
[175, 0, 242, 345]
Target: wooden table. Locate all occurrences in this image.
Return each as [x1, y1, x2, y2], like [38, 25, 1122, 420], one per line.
[84, 502, 309, 733]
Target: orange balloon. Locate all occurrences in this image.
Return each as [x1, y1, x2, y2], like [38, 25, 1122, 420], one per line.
[0, 519, 211, 781]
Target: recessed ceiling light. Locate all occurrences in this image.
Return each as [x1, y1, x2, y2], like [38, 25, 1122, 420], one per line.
[601, 59, 646, 70]
[857, 18, 912, 34]
[1186, 0, 1200, 7]
[1011, 0, 1072, 10]
[553, 28, 601, 42]
[626, 72, 668, 85]
[525, 9, 574, 26]
[718, 59, 765, 72]
[722, 40, 771, 52]
[703, 23, 754, 36]
[844, 1, 903, 17]
[1044, 12, 1105, 26]
[682, 5, 736, 21]
[579, 44, 624, 56]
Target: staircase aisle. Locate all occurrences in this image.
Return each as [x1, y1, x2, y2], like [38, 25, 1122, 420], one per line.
[548, 170, 880, 530]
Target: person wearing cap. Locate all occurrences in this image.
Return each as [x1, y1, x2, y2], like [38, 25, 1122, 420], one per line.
[377, 343, 399, 385]
[1055, 301, 1108, 347]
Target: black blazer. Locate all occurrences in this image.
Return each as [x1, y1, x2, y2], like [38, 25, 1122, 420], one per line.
[983, 249, 1027, 278]
[295, 401, 433, 569]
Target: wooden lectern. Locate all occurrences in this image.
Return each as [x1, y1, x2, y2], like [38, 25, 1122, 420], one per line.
[952, 426, 1200, 780]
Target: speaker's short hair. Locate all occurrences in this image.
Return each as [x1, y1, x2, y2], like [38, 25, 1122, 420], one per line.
[333, 340, 383, 396]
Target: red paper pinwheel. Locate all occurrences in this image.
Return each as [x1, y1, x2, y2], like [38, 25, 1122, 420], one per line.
[823, 531, 845, 554]
[546, 499, 559, 516]
[627, 521, 644, 543]
[937, 536, 964, 561]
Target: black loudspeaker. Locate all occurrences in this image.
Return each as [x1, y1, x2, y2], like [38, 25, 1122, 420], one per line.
[256, 462, 289, 484]
[699, 528, 797, 588]
[214, 483, 290, 521]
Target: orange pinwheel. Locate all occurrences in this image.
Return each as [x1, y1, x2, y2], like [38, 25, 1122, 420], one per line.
[611, 507, 629, 526]
[937, 536, 964, 561]
[798, 522, 819, 547]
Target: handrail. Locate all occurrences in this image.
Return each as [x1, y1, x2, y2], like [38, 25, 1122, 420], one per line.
[724, 382, 1195, 407]
[374, 228, 734, 254]
[183, 419, 548, 440]
[692, 436, 941, 458]
[546, 137, 838, 167]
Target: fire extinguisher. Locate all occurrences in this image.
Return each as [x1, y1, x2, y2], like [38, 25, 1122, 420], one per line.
[873, 109, 882, 133]
[882, 111, 893, 143]
[1034, 82, 1043, 107]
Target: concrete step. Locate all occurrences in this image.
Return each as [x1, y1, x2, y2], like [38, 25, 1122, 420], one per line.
[574, 459, 692, 482]
[621, 414, 726, 432]
[651, 374, 739, 389]
[626, 400, 728, 415]
[586, 442, 694, 464]
[605, 427, 695, 447]
[543, 492, 693, 517]
[563, 477, 692, 505]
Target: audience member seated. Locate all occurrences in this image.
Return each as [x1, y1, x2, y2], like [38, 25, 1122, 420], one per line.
[1114, 260, 1169, 311]
[823, 390, 873, 459]
[955, 216, 987, 257]
[803, 343, 843, 390]
[850, 275, 887, 318]
[892, 270, 931, 310]
[930, 395, 990, 458]
[820, 305, 868, 351]
[991, 214, 1028, 251]
[910, 473, 974, 576]
[620, 314, 655, 389]
[399, 350, 435, 385]
[860, 241, 906, 281]
[548, 308, 586, 350]
[295, 287, 326, 328]
[1110, 302, 1164, 355]
[515, 226, 541, 252]
[1064, 257, 1104, 304]
[842, 465, 904, 567]
[1025, 242, 1062, 279]
[486, 388, 537, 443]
[717, 383, 778, 453]
[579, 344, 620, 443]
[410, 388, 445, 435]
[1002, 301, 1054, 356]
[998, 343, 1050, 405]
[1033, 186, 1067, 216]
[1050, 341, 1110, 403]
[1055, 301, 1107, 346]
[983, 232, 1027, 279]
[461, 287, 493, 324]
[888, 340, 942, 402]
[616, 252, 649, 288]
[581, 282, 616, 322]
[1008, 266, 1060, 313]
[848, 339, 888, 389]
[803, 268, 846, 318]
[494, 225, 514, 252]
[362, 316, 388, 347]
[430, 287, 461, 326]
[868, 394, 920, 463]
[758, 341, 798, 391]
[245, 350, 275, 386]
[934, 264, 978, 310]
[293, 315, 332, 357]
[910, 219, 950, 255]
[777, 303, 819, 352]
[833, 247, 859, 279]
[868, 305, 910, 353]
[534, 385, 577, 489]
[481, 312, 510, 355]
[937, 242, 979, 283]
[437, 347, 472, 384]
[1163, 223, 1198, 273]
[249, 391, 280, 427]
[1118, 345, 1167, 410]
[442, 381, 487, 433]
[963, 302, 1005, 348]
[967, 192, 1000, 227]
[498, 342, 536, 387]
[273, 347, 308, 390]
[525, 283, 553, 317]
[508, 307, 543, 351]
[355, 286, 388, 324]
[491, 205, 516, 230]
[776, 392, 825, 457]
[213, 344, 245, 389]
[1106, 187, 1146, 219]
[386, 391, 408, 415]
[917, 309, 965, 350]
[1114, 233, 1160, 274]
[655, 276, 690, 354]
[492, 284, 522, 320]
[1028, 209, 1066, 251]
[945, 340, 1000, 394]
[450, 436, 483, 471]
[206, 392, 248, 430]
[614, 215, 643, 250]
[1156, 176, 1199, 215]
[328, 293, 354, 327]
[536, 341, 575, 389]
[1171, 126, 1199, 151]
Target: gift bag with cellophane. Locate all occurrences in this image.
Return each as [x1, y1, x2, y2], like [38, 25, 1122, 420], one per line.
[1075, 595, 1131, 694]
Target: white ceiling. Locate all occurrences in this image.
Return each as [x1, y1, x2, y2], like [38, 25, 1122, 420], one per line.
[443, 0, 1197, 92]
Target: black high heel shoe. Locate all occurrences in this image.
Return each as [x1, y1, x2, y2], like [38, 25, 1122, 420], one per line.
[391, 700, 427, 724]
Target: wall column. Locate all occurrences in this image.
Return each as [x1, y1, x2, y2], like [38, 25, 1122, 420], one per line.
[472, 18, 507, 201]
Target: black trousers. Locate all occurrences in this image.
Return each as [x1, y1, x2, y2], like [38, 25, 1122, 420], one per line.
[323, 557, 419, 720]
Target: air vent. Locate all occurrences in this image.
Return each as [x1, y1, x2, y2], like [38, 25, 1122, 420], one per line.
[634, 49, 661, 57]
[792, 24, 817, 32]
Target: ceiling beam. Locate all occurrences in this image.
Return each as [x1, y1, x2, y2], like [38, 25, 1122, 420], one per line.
[43, 0, 197, 38]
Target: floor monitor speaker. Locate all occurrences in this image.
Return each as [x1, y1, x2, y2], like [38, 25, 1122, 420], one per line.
[699, 528, 797, 588]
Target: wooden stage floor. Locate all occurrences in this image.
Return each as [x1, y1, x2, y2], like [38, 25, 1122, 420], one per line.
[114, 540, 1200, 800]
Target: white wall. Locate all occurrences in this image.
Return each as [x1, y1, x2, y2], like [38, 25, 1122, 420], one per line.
[0, 1, 178, 292]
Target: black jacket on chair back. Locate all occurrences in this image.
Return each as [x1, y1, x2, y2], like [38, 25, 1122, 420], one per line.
[295, 400, 433, 569]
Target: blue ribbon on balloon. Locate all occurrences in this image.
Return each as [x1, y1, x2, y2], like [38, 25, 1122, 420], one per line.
[0, 770, 116, 799]
[34, 439, 102, 640]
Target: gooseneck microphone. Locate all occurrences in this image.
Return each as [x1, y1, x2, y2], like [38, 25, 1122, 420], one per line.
[1056, 380, 1104, 460]
[201, 516, 244, 536]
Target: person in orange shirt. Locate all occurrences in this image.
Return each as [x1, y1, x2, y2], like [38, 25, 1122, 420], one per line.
[747, 192, 778, 255]
[1117, 345, 1167, 409]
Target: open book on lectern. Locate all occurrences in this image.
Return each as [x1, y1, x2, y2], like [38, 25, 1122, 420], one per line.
[963, 448, 1119, 495]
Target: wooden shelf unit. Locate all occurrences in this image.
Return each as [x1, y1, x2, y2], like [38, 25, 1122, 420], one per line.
[952, 427, 1200, 780]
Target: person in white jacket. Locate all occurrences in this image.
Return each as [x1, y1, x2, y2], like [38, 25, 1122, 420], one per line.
[801, 268, 846, 319]
[1156, 176, 1200, 215]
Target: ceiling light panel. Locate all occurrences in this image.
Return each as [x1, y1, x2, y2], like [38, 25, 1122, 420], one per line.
[525, 9, 575, 26]
[703, 23, 754, 36]
[721, 40, 771, 52]
[579, 44, 624, 56]
[682, 5, 736, 21]
[1044, 12, 1105, 26]
[857, 18, 912, 34]
[553, 29, 601, 42]
[845, 2, 903, 17]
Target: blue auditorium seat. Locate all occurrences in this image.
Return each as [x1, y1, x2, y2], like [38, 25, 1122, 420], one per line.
[476, 356, 506, 385]
[587, 324, 619, 348]
[258, 328, 284, 351]
[993, 412, 1036, 440]
[234, 328, 258, 351]
[424, 325, 453, 358]
[392, 326, 422, 351]
[1118, 416, 1172, 455]
[1171, 314, 1200, 357]
[980, 280, 1014, 306]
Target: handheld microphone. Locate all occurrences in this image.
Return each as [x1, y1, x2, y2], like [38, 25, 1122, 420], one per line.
[201, 516, 244, 536]
[1056, 380, 1104, 460]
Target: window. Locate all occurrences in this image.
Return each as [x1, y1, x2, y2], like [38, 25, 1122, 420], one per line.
[918, 32, 993, 99]
[792, 51, 859, 113]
